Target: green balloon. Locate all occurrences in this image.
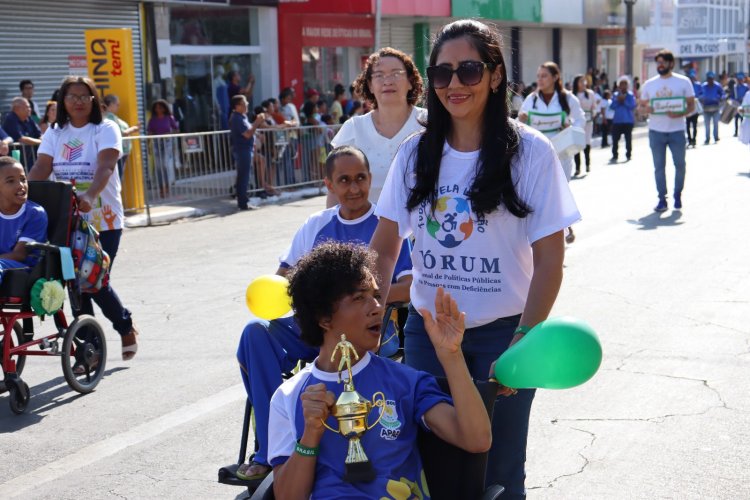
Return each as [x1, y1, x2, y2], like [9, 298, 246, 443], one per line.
[494, 317, 602, 389]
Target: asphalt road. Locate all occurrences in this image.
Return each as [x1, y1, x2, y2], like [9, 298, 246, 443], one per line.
[1, 128, 749, 499]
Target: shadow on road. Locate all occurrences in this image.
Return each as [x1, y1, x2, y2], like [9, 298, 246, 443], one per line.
[627, 210, 684, 230]
[737, 172, 750, 178]
[0, 367, 128, 430]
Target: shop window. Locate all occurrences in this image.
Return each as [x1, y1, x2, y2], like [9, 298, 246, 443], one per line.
[302, 47, 345, 101]
[170, 7, 253, 45]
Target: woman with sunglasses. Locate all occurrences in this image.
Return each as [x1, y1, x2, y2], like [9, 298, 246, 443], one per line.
[328, 47, 425, 206]
[29, 76, 140, 362]
[519, 61, 585, 244]
[371, 20, 580, 499]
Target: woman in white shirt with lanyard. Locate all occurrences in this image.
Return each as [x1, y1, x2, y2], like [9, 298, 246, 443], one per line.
[371, 21, 580, 499]
[328, 47, 425, 207]
[518, 61, 585, 243]
[572, 74, 599, 176]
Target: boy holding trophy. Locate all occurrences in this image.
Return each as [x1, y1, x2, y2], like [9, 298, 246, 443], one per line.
[267, 242, 492, 499]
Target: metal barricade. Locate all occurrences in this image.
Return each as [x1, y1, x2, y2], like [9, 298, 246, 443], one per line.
[8, 143, 38, 172]
[126, 123, 341, 224]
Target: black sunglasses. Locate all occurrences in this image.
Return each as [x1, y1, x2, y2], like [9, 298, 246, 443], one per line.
[427, 61, 494, 89]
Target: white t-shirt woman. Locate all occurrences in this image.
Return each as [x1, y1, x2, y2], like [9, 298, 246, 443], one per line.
[576, 89, 599, 144]
[519, 91, 585, 180]
[37, 120, 124, 231]
[331, 106, 425, 203]
[375, 126, 580, 328]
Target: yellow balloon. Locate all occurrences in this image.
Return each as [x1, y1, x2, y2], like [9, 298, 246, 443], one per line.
[245, 275, 292, 320]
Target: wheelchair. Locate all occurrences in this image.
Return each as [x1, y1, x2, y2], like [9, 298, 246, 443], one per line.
[248, 377, 504, 500]
[0, 181, 107, 414]
[217, 302, 407, 494]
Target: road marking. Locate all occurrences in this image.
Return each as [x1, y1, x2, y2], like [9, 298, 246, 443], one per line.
[0, 383, 246, 498]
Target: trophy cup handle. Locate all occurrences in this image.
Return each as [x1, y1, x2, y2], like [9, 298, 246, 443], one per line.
[321, 418, 340, 433]
[366, 391, 387, 431]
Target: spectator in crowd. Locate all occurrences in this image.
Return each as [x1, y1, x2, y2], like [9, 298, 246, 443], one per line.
[573, 74, 599, 176]
[303, 88, 320, 119]
[229, 95, 266, 210]
[19, 80, 41, 123]
[227, 70, 255, 107]
[3, 97, 42, 168]
[639, 49, 695, 212]
[3, 97, 42, 146]
[609, 76, 637, 163]
[103, 94, 140, 181]
[599, 90, 612, 148]
[39, 100, 57, 135]
[30, 75, 139, 362]
[330, 47, 425, 206]
[278, 87, 300, 185]
[147, 99, 179, 199]
[731, 72, 748, 137]
[343, 84, 357, 115]
[686, 70, 702, 147]
[329, 83, 346, 123]
[700, 71, 723, 144]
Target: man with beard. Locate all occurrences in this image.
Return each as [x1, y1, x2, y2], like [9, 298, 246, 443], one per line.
[639, 50, 695, 212]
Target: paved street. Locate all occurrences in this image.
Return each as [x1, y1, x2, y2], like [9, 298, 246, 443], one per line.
[1, 129, 749, 499]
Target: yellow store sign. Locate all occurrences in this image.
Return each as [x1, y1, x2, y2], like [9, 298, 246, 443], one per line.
[84, 28, 144, 211]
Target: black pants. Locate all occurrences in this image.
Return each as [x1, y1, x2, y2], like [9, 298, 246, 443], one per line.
[686, 114, 699, 144]
[611, 123, 634, 159]
[574, 145, 591, 173]
[600, 121, 610, 147]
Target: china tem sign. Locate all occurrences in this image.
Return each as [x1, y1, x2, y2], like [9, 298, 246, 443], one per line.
[83, 28, 144, 211]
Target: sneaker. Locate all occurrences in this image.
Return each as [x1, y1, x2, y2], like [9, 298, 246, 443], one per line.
[565, 228, 576, 244]
[654, 199, 668, 212]
[608, 157, 618, 164]
[674, 194, 682, 210]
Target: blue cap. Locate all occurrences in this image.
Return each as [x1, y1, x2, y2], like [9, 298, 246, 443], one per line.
[706, 71, 716, 78]
[737, 72, 746, 79]
[688, 69, 696, 77]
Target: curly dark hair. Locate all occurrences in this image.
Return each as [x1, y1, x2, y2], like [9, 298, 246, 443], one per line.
[408, 19, 530, 219]
[287, 242, 378, 347]
[353, 47, 423, 109]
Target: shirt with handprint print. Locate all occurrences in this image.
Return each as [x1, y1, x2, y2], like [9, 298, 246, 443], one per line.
[38, 120, 124, 231]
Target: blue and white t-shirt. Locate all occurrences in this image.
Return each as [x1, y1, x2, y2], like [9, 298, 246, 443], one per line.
[268, 352, 451, 499]
[279, 203, 412, 283]
[0, 201, 48, 266]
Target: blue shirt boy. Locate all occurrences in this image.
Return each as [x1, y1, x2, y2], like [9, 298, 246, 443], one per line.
[0, 200, 48, 280]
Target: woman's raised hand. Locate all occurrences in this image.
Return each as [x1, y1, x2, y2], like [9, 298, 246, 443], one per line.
[419, 287, 466, 358]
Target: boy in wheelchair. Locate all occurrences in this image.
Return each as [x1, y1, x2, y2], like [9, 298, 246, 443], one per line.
[236, 145, 412, 480]
[0, 156, 47, 281]
[267, 242, 492, 499]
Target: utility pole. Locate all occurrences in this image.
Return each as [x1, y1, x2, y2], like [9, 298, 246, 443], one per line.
[624, 0, 637, 77]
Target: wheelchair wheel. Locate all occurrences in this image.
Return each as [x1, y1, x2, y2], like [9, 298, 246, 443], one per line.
[7, 378, 30, 414]
[61, 315, 107, 394]
[0, 322, 27, 395]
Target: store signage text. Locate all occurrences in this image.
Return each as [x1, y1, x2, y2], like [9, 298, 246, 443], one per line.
[302, 27, 372, 39]
[678, 40, 739, 57]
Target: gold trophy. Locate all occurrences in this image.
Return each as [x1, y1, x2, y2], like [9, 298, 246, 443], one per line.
[322, 334, 385, 483]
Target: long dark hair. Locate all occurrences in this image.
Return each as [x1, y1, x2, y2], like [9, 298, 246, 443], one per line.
[55, 76, 103, 127]
[407, 20, 529, 219]
[539, 62, 570, 115]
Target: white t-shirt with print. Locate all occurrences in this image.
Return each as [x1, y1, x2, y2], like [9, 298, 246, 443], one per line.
[331, 107, 425, 204]
[38, 120, 124, 231]
[640, 73, 695, 133]
[376, 126, 581, 328]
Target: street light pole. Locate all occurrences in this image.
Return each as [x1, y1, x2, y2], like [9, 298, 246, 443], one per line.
[624, 0, 637, 77]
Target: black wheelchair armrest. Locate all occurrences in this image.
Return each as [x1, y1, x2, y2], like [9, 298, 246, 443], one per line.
[25, 242, 62, 253]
